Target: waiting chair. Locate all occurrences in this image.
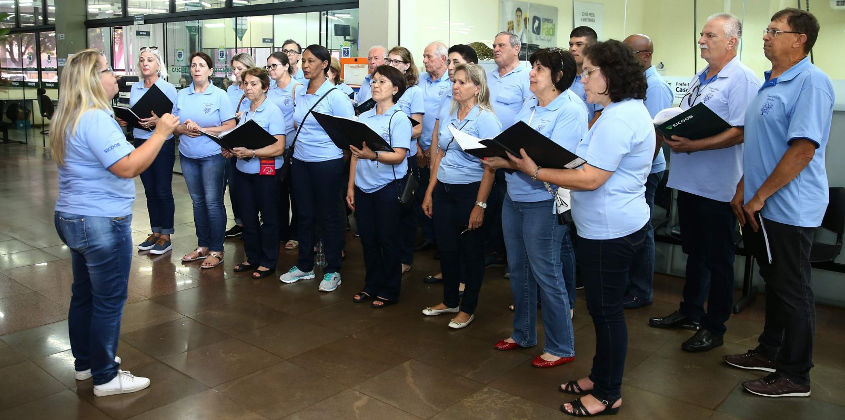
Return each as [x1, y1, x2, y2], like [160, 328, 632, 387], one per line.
[810, 187, 845, 263]
[37, 88, 55, 135]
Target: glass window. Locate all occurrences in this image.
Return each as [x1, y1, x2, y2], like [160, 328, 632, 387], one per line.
[46, 0, 55, 24]
[0, 2, 15, 28]
[175, 0, 226, 12]
[325, 9, 359, 58]
[232, 0, 299, 5]
[88, 0, 122, 20]
[120, 23, 166, 78]
[0, 34, 24, 86]
[112, 27, 127, 76]
[19, 0, 43, 26]
[127, 0, 170, 15]
[166, 20, 200, 89]
[21, 32, 37, 86]
[40, 31, 57, 87]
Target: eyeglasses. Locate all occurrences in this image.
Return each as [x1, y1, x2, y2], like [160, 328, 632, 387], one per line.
[632, 49, 652, 54]
[764, 28, 802, 37]
[100, 66, 114, 75]
[385, 58, 407, 65]
[581, 67, 600, 79]
[265, 63, 281, 70]
[281, 49, 300, 55]
[139, 46, 158, 51]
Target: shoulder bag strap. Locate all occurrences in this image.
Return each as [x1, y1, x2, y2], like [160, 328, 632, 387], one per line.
[289, 87, 337, 154]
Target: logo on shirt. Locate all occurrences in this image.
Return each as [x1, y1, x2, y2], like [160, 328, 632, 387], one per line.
[760, 96, 776, 116]
[103, 142, 123, 153]
[203, 102, 214, 114]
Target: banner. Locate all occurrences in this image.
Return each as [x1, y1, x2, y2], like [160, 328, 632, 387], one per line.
[499, 1, 558, 49]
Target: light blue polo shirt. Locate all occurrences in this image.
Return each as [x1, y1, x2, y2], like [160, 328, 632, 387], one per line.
[396, 84, 425, 157]
[506, 90, 588, 202]
[355, 73, 373, 104]
[643, 66, 673, 174]
[437, 105, 502, 184]
[419, 71, 452, 151]
[130, 77, 178, 140]
[744, 57, 833, 228]
[235, 99, 287, 174]
[267, 79, 302, 142]
[571, 99, 654, 240]
[55, 109, 136, 217]
[570, 75, 603, 123]
[226, 83, 250, 113]
[667, 56, 761, 202]
[487, 64, 532, 129]
[293, 67, 307, 85]
[173, 83, 236, 159]
[355, 106, 412, 193]
[291, 81, 355, 162]
[336, 82, 355, 98]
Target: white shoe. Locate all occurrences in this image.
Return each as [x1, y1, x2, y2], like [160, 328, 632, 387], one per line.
[75, 356, 122, 381]
[279, 266, 315, 284]
[93, 370, 150, 397]
[448, 314, 475, 329]
[318, 272, 342, 292]
[422, 306, 460, 316]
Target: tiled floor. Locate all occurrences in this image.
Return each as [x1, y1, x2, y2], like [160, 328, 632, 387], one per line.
[0, 142, 844, 419]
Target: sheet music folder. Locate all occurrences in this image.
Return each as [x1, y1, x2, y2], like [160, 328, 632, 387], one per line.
[448, 121, 587, 169]
[311, 111, 395, 152]
[654, 102, 731, 140]
[113, 83, 174, 131]
[740, 212, 773, 264]
[203, 119, 278, 151]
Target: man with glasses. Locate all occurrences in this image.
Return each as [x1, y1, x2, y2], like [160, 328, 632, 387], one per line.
[281, 39, 306, 84]
[724, 8, 832, 398]
[354, 45, 386, 105]
[568, 26, 601, 124]
[649, 13, 760, 354]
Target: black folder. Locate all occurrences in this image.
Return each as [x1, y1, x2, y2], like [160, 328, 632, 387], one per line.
[113, 83, 174, 131]
[311, 111, 395, 152]
[353, 99, 419, 127]
[740, 212, 772, 264]
[202, 119, 279, 151]
[655, 102, 731, 140]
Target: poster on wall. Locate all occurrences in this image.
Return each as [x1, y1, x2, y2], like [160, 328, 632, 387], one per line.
[499, 1, 558, 51]
[573, 1, 603, 40]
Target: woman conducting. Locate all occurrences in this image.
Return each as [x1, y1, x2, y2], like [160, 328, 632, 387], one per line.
[346, 65, 412, 307]
[173, 52, 236, 269]
[52, 49, 179, 396]
[421, 63, 501, 329]
[223, 52, 254, 239]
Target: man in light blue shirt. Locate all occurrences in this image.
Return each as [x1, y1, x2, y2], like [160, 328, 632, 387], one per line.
[649, 14, 761, 354]
[282, 40, 307, 85]
[487, 32, 532, 130]
[354, 45, 386, 105]
[726, 8, 832, 398]
[568, 26, 602, 123]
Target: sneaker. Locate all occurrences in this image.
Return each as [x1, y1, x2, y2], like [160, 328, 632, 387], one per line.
[279, 266, 315, 284]
[75, 356, 122, 381]
[742, 373, 810, 398]
[724, 349, 776, 372]
[225, 225, 243, 238]
[137, 234, 158, 251]
[93, 370, 150, 397]
[148, 237, 172, 255]
[318, 272, 342, 292]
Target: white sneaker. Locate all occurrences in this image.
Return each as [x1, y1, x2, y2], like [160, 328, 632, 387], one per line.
[318, 272, 342, 292]
[75, 356, 122, 381]
[279, 266, 315, 284]
[93, 370, 150, 397]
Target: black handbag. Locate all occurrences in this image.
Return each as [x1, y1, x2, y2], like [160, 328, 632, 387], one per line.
[384, 111, 417, 206]
[282, 87, 338, 181]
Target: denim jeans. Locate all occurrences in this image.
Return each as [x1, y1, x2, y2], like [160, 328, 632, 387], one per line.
[503, 196, 574, 357]
[625, 170, 664, 301]
[577, 224, 647, 402]
[136, 137, 175, 234]
[54, 212, 132, 386]
[232, 169, 280, 269]
[291, 157, 346, 273]
[561, 222, 577, 308]
[224, 156, 243, 225]
[355, 180, 404, 300]
[180, 153, 227, 252]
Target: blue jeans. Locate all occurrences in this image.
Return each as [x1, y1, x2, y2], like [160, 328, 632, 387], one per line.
[503, 196, 574, 357]
[625, 170, 664, 301]
[291, 157, 346, 273]
[55, 212, 132, 386]
[355, 180, 404, 300]
[561, 222, 577, 308]
[180, 153, 227, 252]
[136, 137, 175, 234]
[232, 169, 280, 269]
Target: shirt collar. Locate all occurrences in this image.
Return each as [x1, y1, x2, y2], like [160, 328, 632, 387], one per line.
[424, 71, 449, 83]
[187, 83, 214, 95]
[451, 104, 481, 123]
[763, 55, 810, 85]
[644, 66, 658, 78]
[491, 63, 525, 79]
[699, 55, 741, 82]
[527, 90, 569, 112]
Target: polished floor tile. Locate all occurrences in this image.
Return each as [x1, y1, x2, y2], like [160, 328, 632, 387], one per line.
[283, 389, 420, 420]
[158, 338, 281, 387]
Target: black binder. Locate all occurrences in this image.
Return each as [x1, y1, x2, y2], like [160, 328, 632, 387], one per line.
[203, 119, 279, 151]
[113, 83, 174, 131]
[740, 212, 772, 264]
[449, 121, 586, 169]
[311, 111, 395, 152]
[655, 102, 731, 140]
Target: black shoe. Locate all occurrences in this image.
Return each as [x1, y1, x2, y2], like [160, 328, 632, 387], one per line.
[681, 329, 723, 352]
[623, 295, 652, 309]
[225, 225, 243, 238]
[423, 274, 443, 284]
[415, 241, 435, 252]
[575, 277, 584, 290]
[648, 310, 700, 330]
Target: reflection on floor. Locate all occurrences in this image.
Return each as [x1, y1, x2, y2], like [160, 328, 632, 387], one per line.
[0, 142, 844, 419]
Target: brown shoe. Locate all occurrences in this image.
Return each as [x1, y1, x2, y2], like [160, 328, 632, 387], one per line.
[743, 373, 810, 398]
[724, 349, 776, 372]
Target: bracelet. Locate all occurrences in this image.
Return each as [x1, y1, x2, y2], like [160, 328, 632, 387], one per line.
[251, 150, 257, 159]
[370, 151, 379, 162]
[531, 166, 542, 181]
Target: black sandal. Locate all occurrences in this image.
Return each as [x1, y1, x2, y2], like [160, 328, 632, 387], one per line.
[560, 380, 589, 395]
[251, 268, 274, 279]
[234, 262, 254, 272]
[560, 397, 620, 417]
[371, 296, 396, 309]
[352, 291, 371, 303]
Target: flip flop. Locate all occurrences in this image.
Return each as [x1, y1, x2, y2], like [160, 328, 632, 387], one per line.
[371, 296, 397, 309]
[251, 268, 274, 279]
[233, 262, 254, 272]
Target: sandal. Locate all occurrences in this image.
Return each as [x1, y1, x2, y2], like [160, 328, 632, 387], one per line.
[233, 262, 254, 272]
[352, 291, 371, 303]
[251, 268, 274, 279]
[182, 248, 208, 262]
[560, 397, 620, 417]
[201, 251, 224, 269]
[284, 240, 299, 250]
[560, 380, 589, 395]
[371, 296, 396, 309]
[401, 264, 412, 274]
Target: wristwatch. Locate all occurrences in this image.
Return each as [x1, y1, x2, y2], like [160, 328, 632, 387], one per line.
[475, 201, 487, 209]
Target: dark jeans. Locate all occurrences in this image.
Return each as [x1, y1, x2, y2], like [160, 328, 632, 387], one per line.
[232, 169, 280, 269]
[677, 191, 737, 335]
[415, 164, 436, 245]
[485, 170, 507, 255]
[754, 219, 816, 385]
[626, 170, 664, 301]
[355, 180, 404, 300]
[135, 137, 175, 234]
[433, 181, 485, 314]
[278, 169, 298, 242]
[55, 212, 132, 386]
[224, 156, 243, 225]
[291, 157, 346, 273]
[577, 224, 648, 402]
[399, 157, 419, 265]
[561, 221, 577, 308]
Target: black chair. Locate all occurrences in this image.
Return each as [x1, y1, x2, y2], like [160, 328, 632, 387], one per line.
[810, 187, 845, 264]
[37, 88, 55, 135]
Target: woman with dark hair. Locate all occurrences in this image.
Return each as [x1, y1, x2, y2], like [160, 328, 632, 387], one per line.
[173, 52, 237, 269]
[347, 65, 412, 307]
[505, 40, 652, 416]
[279, 44, 355, 292]
[484, 48, 586, 368]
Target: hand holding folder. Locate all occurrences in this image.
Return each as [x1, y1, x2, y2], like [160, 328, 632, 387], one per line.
[311, 111, 395, 153]
[202, 119, 278, 152]
[654, 103, 731, 140]
[113, 84, 174, 131]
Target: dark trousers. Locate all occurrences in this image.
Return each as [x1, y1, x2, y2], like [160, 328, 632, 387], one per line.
[415, 165, 436, 245]
[232, 169, 280, 269]
[433, 182, 485, 314]
[355, 180, 404, 300]
[755, 219, 815, 385]
[224, 156, 244, 225]
[399, 157, 418, 265]
[577, 224, 647, 402]
[292, 157, 346, 273]
[136, 137, 175, 234]
[485, 170, 507, 255]
[278, 171, 298, 242]
[626, 170, 664, 301]
[677, 191, 737, 335]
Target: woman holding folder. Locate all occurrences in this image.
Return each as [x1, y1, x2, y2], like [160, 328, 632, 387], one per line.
[346, 65, 411, 307]
[223, 52, 255, 240]
[483, 48, 586, 368]
[224, 67, 287, 279]
[420, 63, 501, 329]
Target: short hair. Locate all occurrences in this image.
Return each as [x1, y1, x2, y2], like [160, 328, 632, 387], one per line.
[303, 44, 331, 75]
[282, 39, 301, 53]
[448, 44, 479, 64]
[495, 31, 521, 49]
[372, 65, 407, 103]
[231, 52, 255, 68]
[137, 47, 168, 80]
[570, 26, 598, 43]
[368, 45, 386, 56]
[427, 41, 448, 58]
[707, 13, 742, 39]
[267, 51, 292, 76]
[583, 40, 647, 102]
[451, 63, 492, 114]
[387, 46, 419, 86]
[329, 57, 343, 85]
[189, 52, 213, 69]
[771, 8, 820, 53]
[529, 48, 577, 92]
[242, 67, 271, 91]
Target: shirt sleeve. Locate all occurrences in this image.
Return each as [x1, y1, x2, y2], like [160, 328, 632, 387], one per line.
[644, 81, 672, 118]
[477, 110, 503, 139]
[786, 77, 834, 149]
[583, 115, 634, 172]
[726, 72, 761, 126]
[410, 87, 425, 115]
[163, 83, 178, 112]
[267, 104, 287, 136]
[390, 111, 413, 151]
[83, 111, 135, 169]
[521, 71, 533, 102]
[218, 89, 236, 123]
[550, 103, 588, 151]
[331, 89, 355, 118]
